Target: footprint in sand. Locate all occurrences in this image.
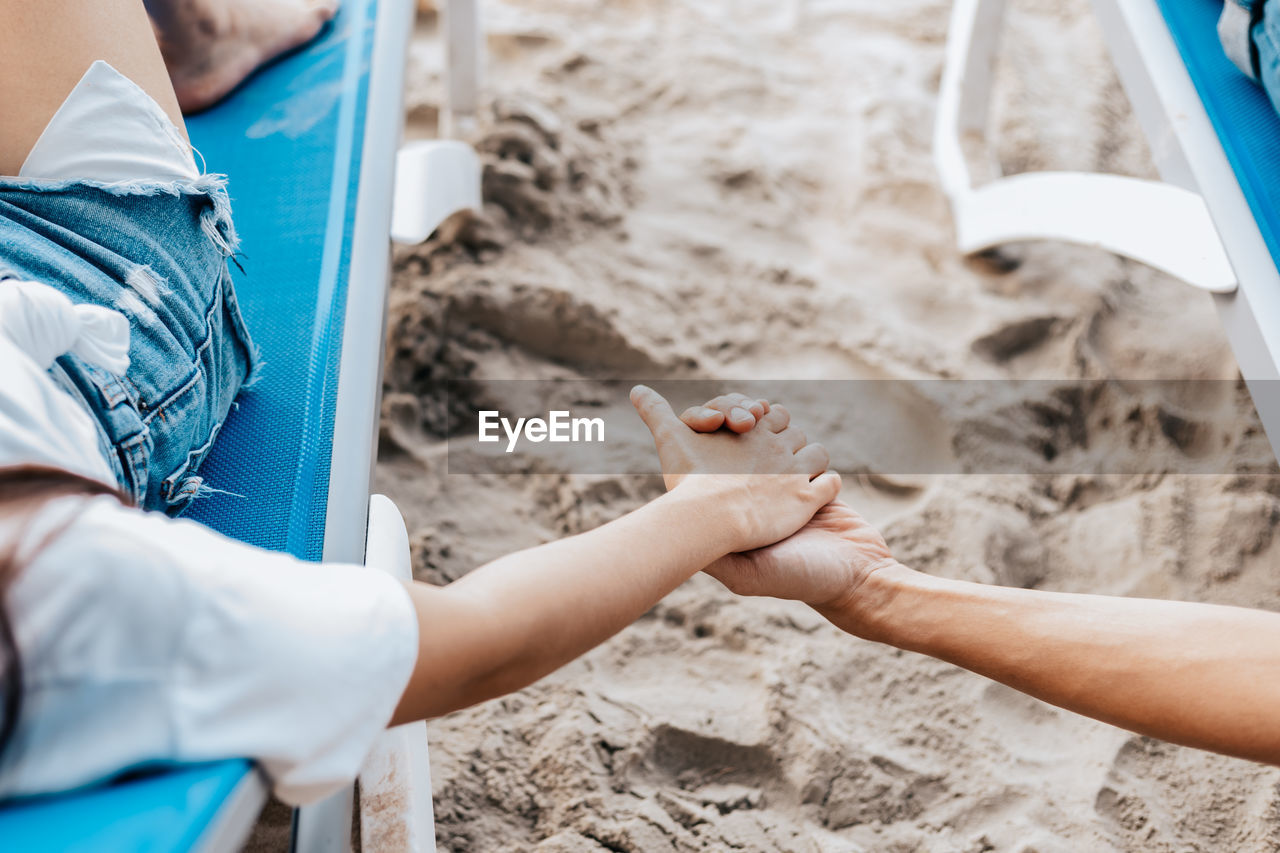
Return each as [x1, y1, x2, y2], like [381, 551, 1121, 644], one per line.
[810, 749, 948, 831]
[1095, 734, 1280, 850]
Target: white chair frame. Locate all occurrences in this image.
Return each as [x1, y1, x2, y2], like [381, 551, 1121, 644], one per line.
[935, 0, 1280, 456]
[296, 0, 483, 850]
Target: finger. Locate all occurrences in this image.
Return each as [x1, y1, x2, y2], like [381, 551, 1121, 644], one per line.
[680, 405, 726, 432]
[725, 404, 757, 433]
[778, 425, 807, 453]
[700, 394, 760, 433]
[759, 404, 790, 433]
[732, 393, 767, 420]
[630, 385, 682, 440]
[795, 443, 830, 479]
[809, 470, 842, 505]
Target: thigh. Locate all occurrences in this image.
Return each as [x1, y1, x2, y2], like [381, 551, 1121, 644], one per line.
[0, 0, 185, 176]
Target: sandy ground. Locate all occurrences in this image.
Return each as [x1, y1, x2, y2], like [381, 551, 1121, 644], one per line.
[372, 0, 1280, 849]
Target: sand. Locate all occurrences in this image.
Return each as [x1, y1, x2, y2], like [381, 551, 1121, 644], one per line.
[374, 0, 1280, 849]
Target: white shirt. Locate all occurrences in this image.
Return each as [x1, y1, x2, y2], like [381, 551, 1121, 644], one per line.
[0, 59, 420, 803]
[0, 282, 124, 486]
[0, 281, 419, 806]
[4, 496, 418, 806]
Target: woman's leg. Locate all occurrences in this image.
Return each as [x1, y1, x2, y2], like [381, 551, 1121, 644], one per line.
[0, 0, 187, 176]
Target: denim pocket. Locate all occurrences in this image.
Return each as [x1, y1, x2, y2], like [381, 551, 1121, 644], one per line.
[51, 359, 154, 505]
[155, 267, 257, 513]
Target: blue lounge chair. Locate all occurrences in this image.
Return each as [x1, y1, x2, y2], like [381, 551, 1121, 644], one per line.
[936, 0, 1280, 457]
[0, 0, 481, 848]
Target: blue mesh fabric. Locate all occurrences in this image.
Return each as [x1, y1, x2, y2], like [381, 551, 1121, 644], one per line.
[0, 3, 382, 846]
[0, 760, 252, 852]
[183, 0, 376, 560]
[1155, 0, 1280, 274]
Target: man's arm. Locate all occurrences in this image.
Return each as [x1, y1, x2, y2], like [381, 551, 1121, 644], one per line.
[701, 496, 1280, 766]
[824, 562, 1280, 765]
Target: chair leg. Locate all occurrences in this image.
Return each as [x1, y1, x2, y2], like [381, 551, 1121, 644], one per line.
[441, 0, 482, 137]
[291, 789, 355, 853]
[358, 496, 437, 853]
[932, 0, 1236, 293]
[359, 726, 436, 852]
[934, 0, 1008, 199]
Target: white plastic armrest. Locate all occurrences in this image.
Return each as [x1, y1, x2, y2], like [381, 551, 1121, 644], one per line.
[933, 0, 1237, 294]
[391, 140, 483, 245]
[954, 171, 1237, 293]
[358, 495, 437, 853]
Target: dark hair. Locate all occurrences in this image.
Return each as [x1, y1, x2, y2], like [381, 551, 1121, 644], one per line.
[0, 466, 125, 759]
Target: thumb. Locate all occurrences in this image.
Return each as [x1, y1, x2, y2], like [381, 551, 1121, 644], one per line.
[809, 470, 842, 507]
[630, 385, 682, 440]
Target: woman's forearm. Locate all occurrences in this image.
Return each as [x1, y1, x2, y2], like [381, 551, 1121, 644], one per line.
[392, 486, 740, 722]
[822, 564, 1280, 764]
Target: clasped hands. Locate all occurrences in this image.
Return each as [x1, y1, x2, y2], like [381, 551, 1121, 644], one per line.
[631, 386, 899, 613]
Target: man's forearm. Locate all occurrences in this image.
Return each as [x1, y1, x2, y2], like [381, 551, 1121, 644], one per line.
[821, 564, 1280, 765]
[392, 487, 740, 722]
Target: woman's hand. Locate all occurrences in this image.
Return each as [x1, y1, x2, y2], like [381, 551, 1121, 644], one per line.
[631, 385, 841, 553]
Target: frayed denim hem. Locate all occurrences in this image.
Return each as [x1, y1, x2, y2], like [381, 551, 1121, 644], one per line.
[0, 173, 239, 256]
[240, 353, 266, 391]
[0, 171, 228, 196]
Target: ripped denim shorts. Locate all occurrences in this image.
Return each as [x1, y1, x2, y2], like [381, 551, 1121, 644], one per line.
[0, 177, 258, 514]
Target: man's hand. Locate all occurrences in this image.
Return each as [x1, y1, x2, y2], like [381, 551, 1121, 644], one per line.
[704, 501, 897, 608]
[669, 392, 897, 608]
[631, 385, 840, 552]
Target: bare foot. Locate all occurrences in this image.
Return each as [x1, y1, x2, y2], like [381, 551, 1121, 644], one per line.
[151, 0, 340, 113]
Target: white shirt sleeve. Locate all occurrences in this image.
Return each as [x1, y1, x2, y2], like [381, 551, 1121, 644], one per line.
[0, 279, 130, 373]
[0, 280, 130, 485]
[3, 496, 419, 806]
